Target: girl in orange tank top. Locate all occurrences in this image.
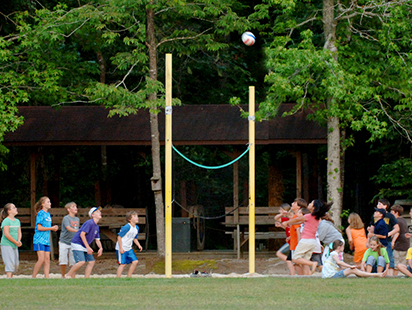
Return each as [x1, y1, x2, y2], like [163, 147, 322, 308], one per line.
[346, 213, 368, 267]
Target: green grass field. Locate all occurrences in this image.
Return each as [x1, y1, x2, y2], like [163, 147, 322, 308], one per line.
[0, 277, 409, 309]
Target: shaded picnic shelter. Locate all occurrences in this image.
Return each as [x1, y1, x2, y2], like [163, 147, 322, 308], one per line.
[4, 104, 327, 251]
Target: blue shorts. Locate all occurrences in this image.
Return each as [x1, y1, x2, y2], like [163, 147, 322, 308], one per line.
[116, 249, 138, 265]
[33, 244, 51, 252]
[73, 250, 95, 263]
[278, 243, 290, 255]
[331, 270, 346, 278]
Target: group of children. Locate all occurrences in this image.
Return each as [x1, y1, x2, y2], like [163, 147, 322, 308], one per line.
[275, 198, 412, 278]
[0, 196, 142, 278]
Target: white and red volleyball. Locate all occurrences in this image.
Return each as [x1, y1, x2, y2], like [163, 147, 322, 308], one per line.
[241, 31, 255, 46]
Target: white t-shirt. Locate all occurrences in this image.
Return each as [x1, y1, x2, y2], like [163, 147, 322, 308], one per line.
[115, 223, 139, 252]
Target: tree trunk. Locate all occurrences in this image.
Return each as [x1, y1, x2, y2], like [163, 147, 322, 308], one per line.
[323, 0, 343, 227]
[147, 6, 165, 257]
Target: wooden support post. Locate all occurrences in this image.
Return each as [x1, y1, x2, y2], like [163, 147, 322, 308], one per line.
[30, 151, 36, 228]
[296, 150, 302, 198]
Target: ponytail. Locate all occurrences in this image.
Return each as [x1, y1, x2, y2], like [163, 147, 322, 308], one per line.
[1, 203, 14, 222]
[326, 239, 343, 258]
[34, 196, 49, 214]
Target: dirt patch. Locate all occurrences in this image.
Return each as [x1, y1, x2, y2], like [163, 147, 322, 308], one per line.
[1, 252, 355, 278]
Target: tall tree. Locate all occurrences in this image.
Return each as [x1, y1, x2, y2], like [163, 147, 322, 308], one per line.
[1, 0, 255, 255]
[259, 0, 412, 226]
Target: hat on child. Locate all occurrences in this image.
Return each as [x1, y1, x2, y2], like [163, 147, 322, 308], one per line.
[89, 206, 102, 218]
[374, 208, 386, 215]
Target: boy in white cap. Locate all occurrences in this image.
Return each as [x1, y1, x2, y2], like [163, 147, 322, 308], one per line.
[66, 207, 103, 278]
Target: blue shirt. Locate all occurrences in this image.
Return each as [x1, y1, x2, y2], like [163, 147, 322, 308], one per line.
[374, 218, 388, 246]
[71, 219, 100, 249]
[33, 210, 52, 246]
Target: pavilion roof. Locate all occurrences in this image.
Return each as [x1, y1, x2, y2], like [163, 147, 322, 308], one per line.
[4, 104, 326, 146]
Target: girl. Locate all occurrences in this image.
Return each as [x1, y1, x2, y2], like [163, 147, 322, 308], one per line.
[32, 196, 58, 278]
[346, 213, 368, 268]
[322, 239, 386, 278]
[282, 200, 331, 275]
[361, 236, 389, 273]
[318, 213, 345, 263]
[0, 203, 22, 278]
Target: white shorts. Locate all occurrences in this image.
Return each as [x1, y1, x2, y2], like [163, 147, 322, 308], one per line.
[59, 241, 75, 266]
[1, 245, 19, 273]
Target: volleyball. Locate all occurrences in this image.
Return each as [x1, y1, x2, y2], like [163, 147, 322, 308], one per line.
[241, 32, 255, 46]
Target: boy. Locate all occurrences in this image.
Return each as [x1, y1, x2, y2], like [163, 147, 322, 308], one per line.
[59, 202, 80, 278]
[390, 204, 409, 275]
[367, 199, 399, 275]
[368, 208, 388, 247]
[66, 207, 103, 278]
[116, 211, 143, 277]
[276, 198, 307, 275]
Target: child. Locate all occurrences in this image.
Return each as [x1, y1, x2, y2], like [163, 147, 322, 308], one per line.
[361, 236, 390, 273]
[322, 239, 386, 278]
[116, 211, 143, 277]
[274, 203, 293, 274]
[276, 198, 307, 275]
[66, 207, 103, 278]
[367, 208, 388, 247]
[345, 212, 367, 268]
[32, 196, 59, 278]
[0, 203, 22, 278]
[396, 246, 412, 278]
[59, 202, 80, 278]
[390, 205, 409, 275]
[318, 213, 344, 263]
[282, 199, 331, 275]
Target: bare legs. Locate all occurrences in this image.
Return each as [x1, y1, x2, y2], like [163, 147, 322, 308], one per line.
[344, 268, 387, 278]
[292, 258, 317, 275]
[397, 264, 412, 277]
[117, 261, 138, 277]
[277, 251, 296, 275]
[32, 251, 51, 278]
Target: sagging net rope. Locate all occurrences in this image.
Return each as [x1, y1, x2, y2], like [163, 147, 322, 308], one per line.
[172, 145, 249, 220]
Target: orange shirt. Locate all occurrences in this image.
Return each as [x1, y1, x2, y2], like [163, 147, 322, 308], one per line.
[289, 215, 301, 250]
[350, 228, 368, 262]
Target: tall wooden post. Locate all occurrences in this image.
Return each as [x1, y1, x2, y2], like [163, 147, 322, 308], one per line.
[248, 86, 256, 274]
[30, 151, 36, 227]
[165, 53, 173, 278]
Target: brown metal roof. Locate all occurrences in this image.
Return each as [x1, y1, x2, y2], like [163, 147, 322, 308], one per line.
[4, 104, 326, 146]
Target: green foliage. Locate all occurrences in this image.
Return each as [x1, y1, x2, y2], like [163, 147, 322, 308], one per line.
[262, 1, 412, 143]
[371, 158, 412, 199]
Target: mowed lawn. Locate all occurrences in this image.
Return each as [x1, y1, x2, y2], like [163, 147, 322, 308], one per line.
[0, 277, 409, 309]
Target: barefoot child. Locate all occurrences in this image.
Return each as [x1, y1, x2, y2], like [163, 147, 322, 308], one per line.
[32, 197, 59, 278]
[274, 203, 293, 274]
[0, 203, 22, 278]
[361, 236, 390, 273]
[59, 202, 80, 278]
[282, 200, 331, 275]
[397, 246, 412, 277]
[66, 207, 103, 278]
[116, 211, 143, 277]
[322, 240, 386, 278]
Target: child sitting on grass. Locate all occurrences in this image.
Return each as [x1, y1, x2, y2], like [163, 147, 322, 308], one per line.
[361, 236, 390, 273]
[396, 246, 412, 278]
[322, 240, 386, 278]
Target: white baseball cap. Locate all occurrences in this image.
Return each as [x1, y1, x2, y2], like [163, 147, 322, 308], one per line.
[89, 206, 102, 218]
